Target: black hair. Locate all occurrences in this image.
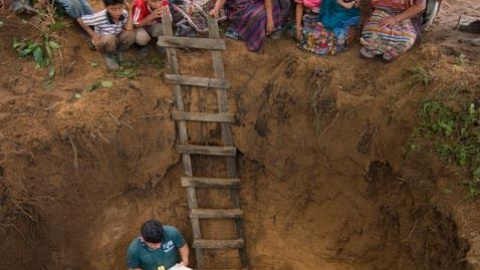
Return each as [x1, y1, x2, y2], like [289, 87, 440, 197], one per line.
[141, 219, 164, 243]
[103, 0, 125, 6]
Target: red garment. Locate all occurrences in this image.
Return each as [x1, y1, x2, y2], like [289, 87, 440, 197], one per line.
[132, 0, 161, 25]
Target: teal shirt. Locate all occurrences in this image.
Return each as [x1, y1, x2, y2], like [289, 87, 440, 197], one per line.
[127, 225, 186, 270]
[318, 0, 360, 30]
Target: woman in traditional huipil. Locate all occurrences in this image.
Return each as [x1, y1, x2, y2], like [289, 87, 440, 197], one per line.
[209, 0, 291, 51]
[360, 0, 426, 62]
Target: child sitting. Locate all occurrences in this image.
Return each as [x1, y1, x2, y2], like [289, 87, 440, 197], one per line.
[295, 0, 322, 41]
[299, 0, 359, 55]
[131, 0, 166, 56]
[78, 0, 135, 70]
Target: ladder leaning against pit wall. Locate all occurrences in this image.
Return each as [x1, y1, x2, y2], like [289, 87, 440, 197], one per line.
[158, 11, 249, 270]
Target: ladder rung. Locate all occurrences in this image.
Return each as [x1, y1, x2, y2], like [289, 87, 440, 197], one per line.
[165, 74, 230, 89]
[157, 36, 226, 50]
[192, 239, 244, 249]
[176, 145, 236, 156]
[172, 111, 235, 123]
[181, 177, 241, 189]
[191, 208, 243, 219]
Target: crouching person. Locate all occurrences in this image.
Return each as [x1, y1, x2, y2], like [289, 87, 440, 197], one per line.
[78, 0, 135, 70]
[132, 0, 166, 56]
[127, 219, 190, 270]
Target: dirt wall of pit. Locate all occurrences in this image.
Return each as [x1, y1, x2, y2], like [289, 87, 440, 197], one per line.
[1, 2, 480, 268]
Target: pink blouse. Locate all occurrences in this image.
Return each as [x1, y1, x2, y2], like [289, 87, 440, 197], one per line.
[295, 0, 322, 9]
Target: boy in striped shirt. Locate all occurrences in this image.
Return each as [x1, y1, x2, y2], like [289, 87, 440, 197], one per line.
[78, 0, 135, 70]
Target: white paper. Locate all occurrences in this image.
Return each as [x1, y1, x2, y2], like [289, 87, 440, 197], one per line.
[168, 264, 192, 270]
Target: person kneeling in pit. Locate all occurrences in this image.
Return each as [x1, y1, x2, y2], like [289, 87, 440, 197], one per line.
[132, 0, 167, 57]
[127, 219, 190, 270]
[78, 0, 135, 70]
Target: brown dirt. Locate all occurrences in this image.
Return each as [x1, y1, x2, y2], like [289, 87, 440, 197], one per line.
[425, 0, 480, 62]
[0, 0, 480, 269]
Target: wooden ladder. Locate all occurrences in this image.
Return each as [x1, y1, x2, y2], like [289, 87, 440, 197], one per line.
[159, 12, 249, 270]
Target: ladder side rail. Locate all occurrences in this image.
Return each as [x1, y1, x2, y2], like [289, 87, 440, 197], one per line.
[207, 17, 237, 177]
[207, 17, 249, 269]
[162, 11, 204, 267]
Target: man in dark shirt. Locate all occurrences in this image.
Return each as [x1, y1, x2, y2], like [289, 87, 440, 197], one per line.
[127, 219, 190, 270]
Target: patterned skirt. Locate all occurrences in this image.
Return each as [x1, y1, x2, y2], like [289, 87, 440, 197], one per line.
[300, 12, 359, 55]
[228, 0, 291, 51]
[361, 9, 419, 59]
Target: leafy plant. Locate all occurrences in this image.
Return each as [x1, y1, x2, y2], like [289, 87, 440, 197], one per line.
[149, 57, 164, 69]
[48, 20, 71, 32]
[421, 101, 455, 136]
[11, 3, 68, 80]
[43, 80, 55, 90]
[410, 100, 480, 197]
[84, 80, 114, 92]
[13, 39, 41, 58]
[408, 63, 435, 87]
[12, 37, 60, 79]
[463, 179, 480, 198]
[90, 61, 100, 67]
[455, 53, 466, 66]
[115, 59, 138, 79]
[116, 68, 136, 79]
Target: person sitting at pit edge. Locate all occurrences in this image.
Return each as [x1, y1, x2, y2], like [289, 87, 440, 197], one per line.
[127, 219, 190, 270]
[78, 0, 135, 70]
[132, 0, 166, 57]
[38, 0, 93, 20]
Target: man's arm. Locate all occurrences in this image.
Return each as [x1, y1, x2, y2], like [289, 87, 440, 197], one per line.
[264, 0, 274, 34]
[127, 239, 143, 270]
[178, 243, 190, 266]
[295, 3, 303, 41]
[125, 2, 134, 31]
[133, 7, 164, 27]
[380, 0, 426, 27]
[392, 0, 427, 22]
[208, 0, 226, 17]
[77, 17, 102, 46]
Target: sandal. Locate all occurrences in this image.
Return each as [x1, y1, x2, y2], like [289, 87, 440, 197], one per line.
[269, 26, 286, 40]
[470, 38, 480, 46]
[359, 47, 375, 59]
[382, 53, 394, 63]
[225, 29, 242, 40]
[459, 20, 480, 34]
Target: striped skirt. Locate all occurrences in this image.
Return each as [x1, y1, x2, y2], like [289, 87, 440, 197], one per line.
[228, 0, 290, 51]
[360, 9, 419, 59]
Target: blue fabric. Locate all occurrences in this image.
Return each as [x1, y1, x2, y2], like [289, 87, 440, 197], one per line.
[318, 0, 359, 30]
[333, 15, 359, 48]
[54, 0, 93, 18]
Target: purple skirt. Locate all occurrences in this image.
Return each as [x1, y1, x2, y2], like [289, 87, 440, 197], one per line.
[227, 0, 291, 51]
